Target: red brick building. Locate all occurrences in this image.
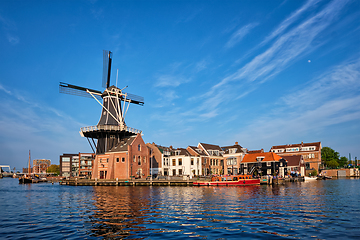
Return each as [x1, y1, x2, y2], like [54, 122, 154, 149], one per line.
[270, 141, 321, 174]
[92, 134, 149, 179]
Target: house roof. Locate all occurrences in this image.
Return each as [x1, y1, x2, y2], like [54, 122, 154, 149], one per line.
[187, 146, 207, 156]
[282, 155, 303, 167]
[248, 149, 264, 154]
[107, 135, 136, 152]
[221, 144, 245, 154]
[171, 148, 192, 156]
[242, 152, 282, 163]
[270, 141, 321, 151]
[199, 143, 223, 151]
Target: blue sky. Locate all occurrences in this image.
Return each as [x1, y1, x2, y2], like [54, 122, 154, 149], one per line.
[1, 0, 360, 170]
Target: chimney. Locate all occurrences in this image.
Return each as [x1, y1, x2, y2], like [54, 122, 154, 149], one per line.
[261, 148, 264, 153]
[301, 141, 303, 146]
[235, 142, 238, 145]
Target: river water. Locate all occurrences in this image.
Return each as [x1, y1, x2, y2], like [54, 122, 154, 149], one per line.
[0, 178, 359, 239]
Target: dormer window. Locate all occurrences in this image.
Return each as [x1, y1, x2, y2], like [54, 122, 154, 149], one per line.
[256, 157, 265, 162]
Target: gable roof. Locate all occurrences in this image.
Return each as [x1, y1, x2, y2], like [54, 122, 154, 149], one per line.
[221, 144, 245, 154]
[242, 152, 282, 163]
[187, 146, 207, 156]
[107, 135, 136, 152]
[282, 155, 303, 167]
[171, 148, 191, 156]
[199, 143, 223, 151]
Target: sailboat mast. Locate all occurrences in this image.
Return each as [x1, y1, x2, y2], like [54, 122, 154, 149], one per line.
[28, 150, 31, 175]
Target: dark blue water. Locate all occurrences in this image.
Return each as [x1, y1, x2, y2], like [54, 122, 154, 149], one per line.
[1, 178, 359, 239]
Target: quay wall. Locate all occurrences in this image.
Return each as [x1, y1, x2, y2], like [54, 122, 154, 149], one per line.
[320, 168, 359, 177]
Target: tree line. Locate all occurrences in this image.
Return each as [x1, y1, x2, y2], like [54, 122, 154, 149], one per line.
[321, 147, 352, 169]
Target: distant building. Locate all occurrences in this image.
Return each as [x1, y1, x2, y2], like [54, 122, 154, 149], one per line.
[60, 153, 78, 177]
[32, 159, 51, 174]
[92, 134, 149, 179]
[270, 141, 321, 174]
[282, 155, 305, 176]
[187, 146, 209, 176]
[198, 143, 224, 175]
[240, 152, 287, 176]
[222, 142, 247, 175]
[146, 143, 171, 176]
[79, 153, 95, 177]
[169, 148, 201, 177]
[60, 153, 94, 177]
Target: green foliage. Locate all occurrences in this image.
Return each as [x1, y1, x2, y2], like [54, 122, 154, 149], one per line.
[338, 156, 348, 167]
[46, 164, 60, 176]
[327, 160, 339, 169]
[310, 169, 317, 177]
[322, 147, 349, 169]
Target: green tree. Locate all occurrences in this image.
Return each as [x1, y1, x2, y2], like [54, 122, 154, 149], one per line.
[321, 147, 340, 168]
[327, 160, 339, 169]
[46, 164, 60, 176]
[338, 156, 348, 168]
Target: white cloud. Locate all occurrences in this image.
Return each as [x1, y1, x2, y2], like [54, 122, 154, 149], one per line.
[225, 23, 258, 49]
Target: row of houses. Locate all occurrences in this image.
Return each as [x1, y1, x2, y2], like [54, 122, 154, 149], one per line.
[60, 134, 322, 179]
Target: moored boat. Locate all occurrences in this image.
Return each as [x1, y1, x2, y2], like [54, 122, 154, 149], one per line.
[304, 176, 317, 181]
[193, 175, 260, 186]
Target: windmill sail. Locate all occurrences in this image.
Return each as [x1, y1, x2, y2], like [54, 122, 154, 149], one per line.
[102, 50, 112, 88]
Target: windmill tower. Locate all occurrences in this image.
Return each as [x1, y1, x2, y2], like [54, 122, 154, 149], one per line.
[59, 50, 144, 154]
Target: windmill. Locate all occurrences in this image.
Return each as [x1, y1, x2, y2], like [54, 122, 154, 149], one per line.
[59, 50, 144, 154]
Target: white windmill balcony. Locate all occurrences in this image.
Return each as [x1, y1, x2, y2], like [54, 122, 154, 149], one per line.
[79, 124, 142, 137]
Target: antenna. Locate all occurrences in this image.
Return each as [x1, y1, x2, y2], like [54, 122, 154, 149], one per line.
[116, 68, 119, 88]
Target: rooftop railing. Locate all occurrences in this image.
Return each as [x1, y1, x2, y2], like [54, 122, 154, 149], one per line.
[80, 125, 142, 134]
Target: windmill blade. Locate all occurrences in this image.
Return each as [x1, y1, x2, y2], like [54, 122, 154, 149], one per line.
[122, 92, 144, 106]
[59, 82, 103, 101]
[102, 50, 113, 88]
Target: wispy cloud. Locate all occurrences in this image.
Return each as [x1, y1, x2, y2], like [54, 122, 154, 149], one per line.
[0, 14, 19, 45]
[0, 84, 90, 167]
[211, 0, 349, 94]
[225, 23, 258, 49]
[233, 57, 360, 148]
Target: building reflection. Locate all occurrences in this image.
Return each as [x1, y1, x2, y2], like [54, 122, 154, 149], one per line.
[89, 186, 153, 239]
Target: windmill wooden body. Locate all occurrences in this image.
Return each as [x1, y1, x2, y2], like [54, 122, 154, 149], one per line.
[59, 50, 144, 154]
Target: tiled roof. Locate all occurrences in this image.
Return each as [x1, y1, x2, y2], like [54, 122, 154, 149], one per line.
[242, 152, 282, 163]
[221, 144, 245, 154]
[107, 136, 136, 152]
[199, 143, 223, 151]
[187, 146, 207, 156]
[171, 148, 191, 156]
[282, 155, 303, 167]
[270, 141, 321, 151]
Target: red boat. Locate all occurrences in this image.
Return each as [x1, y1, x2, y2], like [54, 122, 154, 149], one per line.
[193, 175, 260, 186]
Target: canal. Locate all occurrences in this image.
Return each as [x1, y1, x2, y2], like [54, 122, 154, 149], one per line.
[0, 177, 359, 239]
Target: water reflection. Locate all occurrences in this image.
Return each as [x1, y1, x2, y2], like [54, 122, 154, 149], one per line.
[88, 180, 360, 239]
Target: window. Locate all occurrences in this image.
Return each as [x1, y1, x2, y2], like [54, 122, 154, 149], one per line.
[267, 162, 271, 166]
[100, 159, 102, 163]
[179, 169, 183, 175]
[143, 156, 146, 163]
[122, 157, 125, 163]
[116, 158, 119, 163]
[173, 169, 176, 176]
[178, 158, 182, 166]
[107, 158, 109, 163]
[172, 159, 176, 166]
[138, 156, 141, 165]
[191, 158, 194, 165]
[138, 144, 141, 151]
